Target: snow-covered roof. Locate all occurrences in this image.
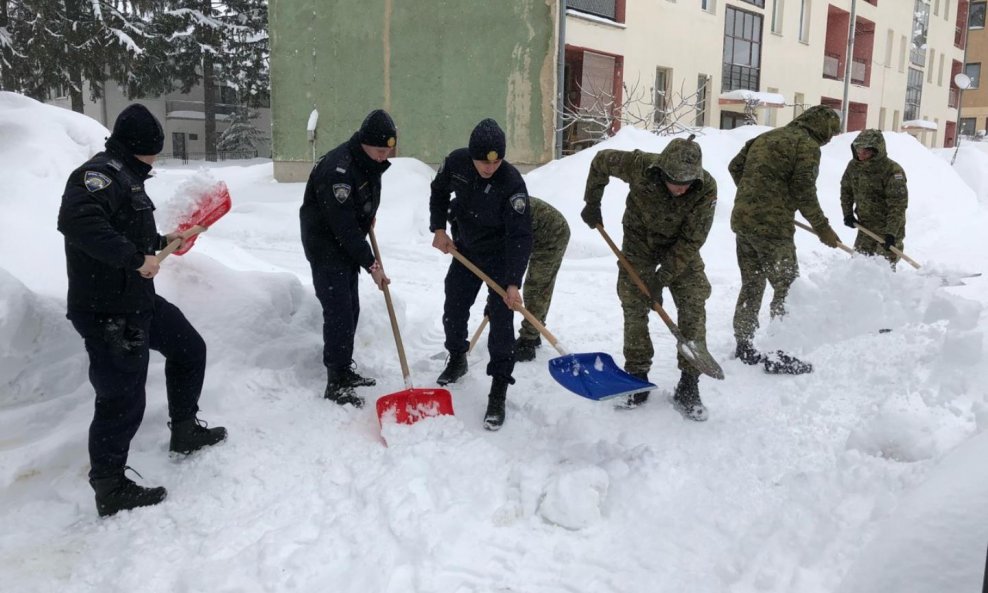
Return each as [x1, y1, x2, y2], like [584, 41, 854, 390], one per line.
[166, 110, 231, 122]
[901, 119, 938, 131]
[718, 90, 786, 107]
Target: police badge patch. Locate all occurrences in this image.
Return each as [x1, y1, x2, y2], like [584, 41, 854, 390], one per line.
[509, 193, 527, 214]
[333, 183, 351, 203]
[84, 171, 112, 192]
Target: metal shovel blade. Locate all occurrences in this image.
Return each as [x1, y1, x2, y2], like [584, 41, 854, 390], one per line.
[676, 340, 725, 380]
[548, 352, 656, 401]
[376, 387, 455, 425]
[173, 181, 232, 255]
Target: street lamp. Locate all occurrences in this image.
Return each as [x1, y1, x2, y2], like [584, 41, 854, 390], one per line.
[951, 72, 972, 165]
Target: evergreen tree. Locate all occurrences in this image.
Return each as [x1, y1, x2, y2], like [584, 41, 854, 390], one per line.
[217, 105, 264, 154]
[0, 0, 155, 112]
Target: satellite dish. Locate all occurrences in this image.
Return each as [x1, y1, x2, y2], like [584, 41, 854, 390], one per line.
[954, 72, 972, 90]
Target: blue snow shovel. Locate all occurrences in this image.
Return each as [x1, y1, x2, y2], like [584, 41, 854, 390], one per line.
[449, 248, 655, 401]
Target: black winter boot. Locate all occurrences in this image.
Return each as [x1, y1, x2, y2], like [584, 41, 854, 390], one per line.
[514, 336, 541, 362]
[437, 352, 468, 386]
[615, 371, 651, 409]
[340, 361, 376, 388]
[90, 471, 167, 517]
[169, 417, 228, 454]
[736, 340, 766, 365]
[324, 368, 364, 408]
[483, 378, 510, 431]
[672, 372, 708, 422]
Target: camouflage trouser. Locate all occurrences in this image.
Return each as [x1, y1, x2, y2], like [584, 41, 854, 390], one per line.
[854, 231, 901, 266]
[617, 242, 710, 377]
[519, 214, 571, 341]
[733, 233, 798, 343]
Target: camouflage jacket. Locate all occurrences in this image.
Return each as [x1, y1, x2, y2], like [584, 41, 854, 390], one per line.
[529, 196, 569, 253]
[729, 104, 841, 239]
[840, 129, 908, 239]
[583, 145, 717, 285]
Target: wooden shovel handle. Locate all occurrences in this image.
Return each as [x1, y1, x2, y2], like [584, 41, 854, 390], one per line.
[793, 220, 855, 254]
[448, 248, 569, 356]
[369, 228, 412, 389]
[852, 223, 922, 269]
[156, 225, 207, 263]
[595, 225, 685, 341]
[468, 316, 489, 354]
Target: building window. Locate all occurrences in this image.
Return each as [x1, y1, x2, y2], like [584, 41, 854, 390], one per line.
[965, 62, 981, 87]
[971, 1, 986, 27]
[702, 0, 715, 12]
[959, 117, 977, 135]
[911, 0, 930, 67]
[654, 67, 672, 125]
[793, 92, 805, 119]
[696, 74, 709, 127]
[905, 67, 923, 120]
[771, 0, 785, 33]
[799, 0, 811, 42]
[720, 111, 750, 129]
[928, 49, 936, 82]
[568, 0, 625, 22]
[722, 6, 764, 91]
[740, 0, 765, 7]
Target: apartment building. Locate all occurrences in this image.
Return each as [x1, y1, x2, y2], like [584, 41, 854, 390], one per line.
[564, 0, 968, 148]
[959, 0, 988, 137]
[268, 0, 968, 176]
[49, 82, 272, 160]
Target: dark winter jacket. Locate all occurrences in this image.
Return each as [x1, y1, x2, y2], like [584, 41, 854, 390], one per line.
[57, 139, 167, 314]
[429, 148, 533, 287]
[583, 140, 717, 286]
[840, 129, 908, 240]
[300, 133, 390, 269]
[729, 104, 842, 240]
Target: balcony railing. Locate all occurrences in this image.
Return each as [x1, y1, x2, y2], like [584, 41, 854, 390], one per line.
[823, 53, 841, 80]
[851, 58, 867, 85]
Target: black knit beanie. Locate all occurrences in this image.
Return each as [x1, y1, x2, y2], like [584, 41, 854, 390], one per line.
[468, 118, 506, 162]
[109, 104, 164, 155]
[358, 109, 398, 148]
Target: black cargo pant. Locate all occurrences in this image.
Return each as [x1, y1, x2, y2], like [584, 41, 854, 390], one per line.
[68, 295, 206, 479]
[310, 262, 360, 373]
[442, 248, 516, 382]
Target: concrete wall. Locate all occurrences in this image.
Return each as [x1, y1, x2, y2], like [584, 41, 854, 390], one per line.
[269, 0, 558, 181]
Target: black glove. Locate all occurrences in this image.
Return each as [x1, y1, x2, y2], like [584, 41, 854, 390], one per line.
[843, 214, 857, 229]
[580, 203, 603, 229]
[883, 234, 896, 250]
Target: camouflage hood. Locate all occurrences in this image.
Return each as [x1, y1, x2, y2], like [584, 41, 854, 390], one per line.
[648, 134, 704, 186]
[850, 128, 888, 161]
[788, 104, 841, 146]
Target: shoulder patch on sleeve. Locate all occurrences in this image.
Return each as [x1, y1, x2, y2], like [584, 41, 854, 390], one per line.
[333, 183, 352, 203]
[893, 173, 905, 181]
[510, 193, 528, 214]
[84, 171, 113, 192]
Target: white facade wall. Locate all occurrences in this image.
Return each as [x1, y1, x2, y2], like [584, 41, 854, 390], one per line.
[565, 0, 965, 148]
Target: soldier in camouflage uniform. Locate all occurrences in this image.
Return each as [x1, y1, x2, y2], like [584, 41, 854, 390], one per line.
[580, 136, 716, 421]
[515, 196, 571, 362]
[840, 129, 908, 266]
[729, 104, 843, 374]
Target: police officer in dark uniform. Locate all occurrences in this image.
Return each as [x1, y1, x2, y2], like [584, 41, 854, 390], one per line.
[429, 118, 533, 431]
[57, 103, 227, 517]
[300, 109, 394, 408]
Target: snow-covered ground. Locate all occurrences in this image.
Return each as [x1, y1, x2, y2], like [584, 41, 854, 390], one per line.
[1, 91, 986, 592]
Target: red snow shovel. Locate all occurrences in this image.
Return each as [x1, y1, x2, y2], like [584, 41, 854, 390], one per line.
[168, 181, 232, 256]
[370, 229, 455, 427]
